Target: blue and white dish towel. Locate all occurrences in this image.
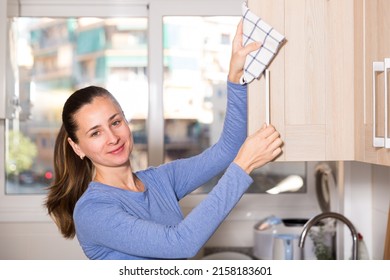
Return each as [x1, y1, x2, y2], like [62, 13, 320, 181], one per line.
[240, 2, 285, 84]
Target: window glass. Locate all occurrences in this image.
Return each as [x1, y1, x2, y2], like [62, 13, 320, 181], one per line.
[162, 16, 306, 194]
[5, 17, 148, 195]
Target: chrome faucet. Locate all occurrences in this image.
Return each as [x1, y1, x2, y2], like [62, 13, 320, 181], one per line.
[298, 212, 359, 260]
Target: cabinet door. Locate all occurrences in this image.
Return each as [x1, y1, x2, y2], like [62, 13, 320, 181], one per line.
[248, 0, 354, 161]
[362, 0, 390, 165]
[247, 0, 286, 157]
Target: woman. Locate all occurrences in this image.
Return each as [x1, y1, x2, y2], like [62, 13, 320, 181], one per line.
[45, 20, 283, 260]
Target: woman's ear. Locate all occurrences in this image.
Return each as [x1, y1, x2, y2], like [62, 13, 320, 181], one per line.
[67, 137, 85, 160]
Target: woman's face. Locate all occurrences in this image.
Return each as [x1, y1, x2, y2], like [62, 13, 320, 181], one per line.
[68, 96, 133, 169]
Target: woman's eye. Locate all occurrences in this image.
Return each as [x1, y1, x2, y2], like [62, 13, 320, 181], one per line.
[112, 120, 121, 126]
[91, 131, 100, 137]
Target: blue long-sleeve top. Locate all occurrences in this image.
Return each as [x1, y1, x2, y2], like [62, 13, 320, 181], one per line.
[73, 81, 254, 260]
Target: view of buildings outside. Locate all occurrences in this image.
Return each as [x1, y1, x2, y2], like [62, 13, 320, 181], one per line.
[6, 17, 149, 194]
[163, 17, 237, 162]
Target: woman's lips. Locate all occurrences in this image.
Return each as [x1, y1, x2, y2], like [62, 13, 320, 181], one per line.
[109, 144, 125, 154]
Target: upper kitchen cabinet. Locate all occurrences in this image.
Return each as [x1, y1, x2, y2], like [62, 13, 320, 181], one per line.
[247, 0, 356, 161]
[355, 0, 390, 166]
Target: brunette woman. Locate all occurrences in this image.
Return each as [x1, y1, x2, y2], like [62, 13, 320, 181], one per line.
[45, 20, 282, 260]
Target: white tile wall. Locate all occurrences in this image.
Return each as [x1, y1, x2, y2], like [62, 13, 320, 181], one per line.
[344, 161, 390, 260]
[0, 222, 86, 260]
[372, 165, 390, 259]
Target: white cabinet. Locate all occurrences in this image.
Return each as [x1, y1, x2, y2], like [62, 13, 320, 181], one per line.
[247, 0, 355, 162]
[357, 0, 390, 165]
[248, 0, 390, 166]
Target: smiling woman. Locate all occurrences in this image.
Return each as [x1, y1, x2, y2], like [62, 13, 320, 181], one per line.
[45, 86, 143, 239]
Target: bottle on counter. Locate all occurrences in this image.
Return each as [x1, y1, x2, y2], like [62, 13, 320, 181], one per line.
[357, 233, 370, 260]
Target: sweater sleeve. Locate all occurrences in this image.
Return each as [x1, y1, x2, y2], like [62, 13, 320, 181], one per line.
[75, 163, 253, 260]
[164, 81, 248, 199]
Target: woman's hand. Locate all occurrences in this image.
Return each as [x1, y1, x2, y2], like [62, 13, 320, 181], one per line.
[228, 19, 261, 84]
[233, 124, 283, 174]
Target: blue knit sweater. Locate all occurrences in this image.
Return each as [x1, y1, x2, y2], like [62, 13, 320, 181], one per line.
[73, 81, 253, 260]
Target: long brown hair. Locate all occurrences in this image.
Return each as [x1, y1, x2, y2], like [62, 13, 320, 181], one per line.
[45, 86, 117, 239]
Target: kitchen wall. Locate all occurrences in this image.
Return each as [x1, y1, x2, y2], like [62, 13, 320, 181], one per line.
[0, 162, 323, 260]
[343, 161, 390, 260]
[0, 222, 86, 259]
[0, 161, 389, 259]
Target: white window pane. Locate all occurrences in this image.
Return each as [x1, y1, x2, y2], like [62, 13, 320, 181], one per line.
[163, 16, 236, 158]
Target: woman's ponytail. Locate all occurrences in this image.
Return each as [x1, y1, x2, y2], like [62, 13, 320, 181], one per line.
[45, 124, 93, 238]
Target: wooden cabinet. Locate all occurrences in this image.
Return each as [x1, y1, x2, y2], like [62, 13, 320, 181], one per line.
[247, 0, 390, 166]
[248, 0, 355, 161]
[356, 0, 390, 165]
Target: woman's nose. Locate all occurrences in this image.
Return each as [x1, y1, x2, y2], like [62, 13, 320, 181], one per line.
[107, 129, 119, 145]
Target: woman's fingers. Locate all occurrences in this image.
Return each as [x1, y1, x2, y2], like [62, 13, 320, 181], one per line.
[233, 19, 243, 45]
[268, 137, 283, 155]
[231, 19, 243, 52]
[228, 19, 261, 83]
[266, 130, 281, 146]
[258, 124, 278, 139]
[233, 124, 283, 174]
[241, 41, 261, 56]
[272, 147, 282, 158]
[264, 126, 283, 157]
[232, 19, 261, 55]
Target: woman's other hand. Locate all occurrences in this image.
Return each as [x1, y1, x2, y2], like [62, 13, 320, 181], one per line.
[233, 124, 283, 174]
[228, 19, 261, 84]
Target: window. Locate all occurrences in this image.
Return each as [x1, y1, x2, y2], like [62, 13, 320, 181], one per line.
[0, 0, 311, 222]
[5, 17, 148, 195]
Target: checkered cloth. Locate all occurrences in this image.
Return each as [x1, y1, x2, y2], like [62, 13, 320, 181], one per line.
[240, 2, 285, 84]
